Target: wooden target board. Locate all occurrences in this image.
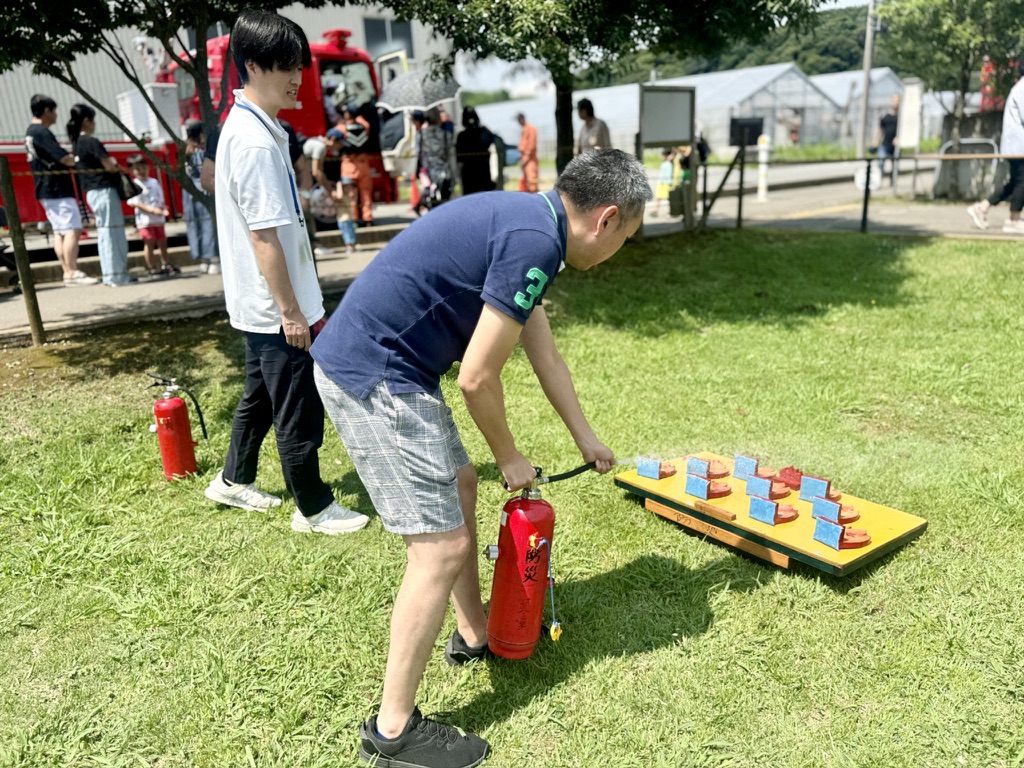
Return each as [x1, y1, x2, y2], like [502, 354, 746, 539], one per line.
[614, 452, 927, 577]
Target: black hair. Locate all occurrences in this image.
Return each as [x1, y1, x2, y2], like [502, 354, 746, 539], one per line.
[577, 98, 594, 118]
[554, 149, 653, 222]
[67, 103, 96, 146]
[230, 9, 311, 86]
[126, 154, 147, 168]
[462, 106, 480, 127]
[30, 94, 57, 118]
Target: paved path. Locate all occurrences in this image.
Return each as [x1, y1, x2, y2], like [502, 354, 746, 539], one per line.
[2, 166, 1018, 343]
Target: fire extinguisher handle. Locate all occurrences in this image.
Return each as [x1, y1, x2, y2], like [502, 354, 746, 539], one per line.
[502, 465, 544, 492]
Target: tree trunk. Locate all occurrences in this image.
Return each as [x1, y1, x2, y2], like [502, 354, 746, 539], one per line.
[550, 56, 575, 175]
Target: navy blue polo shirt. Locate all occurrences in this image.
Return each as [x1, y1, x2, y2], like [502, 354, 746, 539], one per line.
[311, 190, 567, 397]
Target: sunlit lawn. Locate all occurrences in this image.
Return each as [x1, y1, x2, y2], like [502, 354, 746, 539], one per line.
[1, 228, 1022, 767]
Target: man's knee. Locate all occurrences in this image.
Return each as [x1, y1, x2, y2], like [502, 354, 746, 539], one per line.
[457, 464, 478, 495]
[407, 525, 474, 574]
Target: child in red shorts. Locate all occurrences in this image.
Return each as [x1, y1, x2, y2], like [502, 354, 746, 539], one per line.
[126, 154, 179, 276]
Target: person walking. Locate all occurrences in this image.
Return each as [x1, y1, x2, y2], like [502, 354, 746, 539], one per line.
[575, 97, 611, 155]
[873, 93, 900, 184]
[125, 155, 178, 277]
[967, 66, 1024, 235]
[417, 107, 453, 210]
[203, 9, 368, 536]
[516, 112, 538, 193]
[335, 102, 374, 226]
[67, 103, 133, 286]
[455, 106, 495, 195]
[310, 149, 652, 768]
[651, 147, 674, 217]
[25, 94, 97, 286]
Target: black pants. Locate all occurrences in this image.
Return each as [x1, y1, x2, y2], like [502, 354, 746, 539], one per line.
[988, 159, 1024, 213]
[222, 330, 334, 517]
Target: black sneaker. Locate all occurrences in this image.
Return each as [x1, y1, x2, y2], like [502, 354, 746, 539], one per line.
[444, 630, 492, 666]
[358, 707, 489, 767]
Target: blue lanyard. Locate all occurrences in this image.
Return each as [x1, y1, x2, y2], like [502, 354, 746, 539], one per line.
[235, 103, 305, 228]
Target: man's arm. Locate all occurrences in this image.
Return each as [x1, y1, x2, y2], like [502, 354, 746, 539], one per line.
[311, 157, 330, 190]
[458, 303, 538, 491]
[519, 305, 616, 472]
[200, 157, 216, 193]
[250, 226, 310, 350]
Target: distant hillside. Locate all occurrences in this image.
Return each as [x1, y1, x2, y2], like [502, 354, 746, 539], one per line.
[574, 5, 902, 88]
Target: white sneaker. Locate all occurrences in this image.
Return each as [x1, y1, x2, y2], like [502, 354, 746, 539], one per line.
[313, 245, 331, 255]
[64, 269, 100, 286]
[966, 204, 989, 230]
[205, 471, 282, 511]
[1003, 219, 1024, 235]
[291, 502, 369, 534]
[207, 261, 222, 275]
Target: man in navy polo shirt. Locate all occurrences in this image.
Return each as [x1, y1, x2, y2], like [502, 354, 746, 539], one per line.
[311, 148, 651, 768]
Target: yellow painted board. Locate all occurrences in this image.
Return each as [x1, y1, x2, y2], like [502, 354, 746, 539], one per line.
[615, 452, 928, 576]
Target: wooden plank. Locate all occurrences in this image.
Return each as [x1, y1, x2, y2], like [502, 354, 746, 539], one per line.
[646, 500, 790, 569]
[692, 498, 737, 523]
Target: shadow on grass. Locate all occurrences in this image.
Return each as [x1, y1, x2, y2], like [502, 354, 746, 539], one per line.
[449, 553, 762, 731]
[549, 229, 921, 335]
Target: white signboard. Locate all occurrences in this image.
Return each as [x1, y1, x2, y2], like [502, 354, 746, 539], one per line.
[897, 78, 923, 152]
[639, 85, 695, 147]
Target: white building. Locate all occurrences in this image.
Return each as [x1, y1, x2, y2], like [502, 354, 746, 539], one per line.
[475, 62, 842, 160]
[810, 67, 904, 146]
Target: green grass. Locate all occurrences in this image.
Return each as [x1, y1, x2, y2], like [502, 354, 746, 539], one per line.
[2, 229, 1024, 767]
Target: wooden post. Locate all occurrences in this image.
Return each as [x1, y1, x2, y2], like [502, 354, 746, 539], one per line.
[0, 157, 46, 345]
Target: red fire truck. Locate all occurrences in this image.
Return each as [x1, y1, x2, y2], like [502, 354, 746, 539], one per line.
[0, 28, 398, 228]
[176, 27, 398, 204]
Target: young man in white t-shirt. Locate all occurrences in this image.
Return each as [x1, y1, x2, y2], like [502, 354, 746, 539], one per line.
[204, 9, 367, 536]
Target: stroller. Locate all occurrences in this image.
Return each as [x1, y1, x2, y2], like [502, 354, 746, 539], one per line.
[417, 165, 452, 212]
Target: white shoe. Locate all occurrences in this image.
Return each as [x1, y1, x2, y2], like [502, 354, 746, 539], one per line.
[207, 261, 221, 275]
[1003, 219, 1024, 235]
[291, 502, 369, 534]
[205, 471, 282, 511]
[966, 204, 988, 230]
[313, 245, 331, 255]
[64, 269, 100, 286]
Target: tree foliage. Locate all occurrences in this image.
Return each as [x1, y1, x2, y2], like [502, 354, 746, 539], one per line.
[0, 0, 329, 205]
[875, 0, 1024, 126]
[354, 0, 825, 171]
[575, 5, 900, 88]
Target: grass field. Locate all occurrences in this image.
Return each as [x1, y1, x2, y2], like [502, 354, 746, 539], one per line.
[2, 229, 1023, 767]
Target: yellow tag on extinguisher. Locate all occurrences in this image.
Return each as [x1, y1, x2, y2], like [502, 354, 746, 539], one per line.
[549, 622, 562, 642]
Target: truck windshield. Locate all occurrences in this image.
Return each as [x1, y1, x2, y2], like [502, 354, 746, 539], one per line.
[320, 61, 375, 123]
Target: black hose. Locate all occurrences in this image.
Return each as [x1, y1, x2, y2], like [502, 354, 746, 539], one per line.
[175, 384, 208, 442]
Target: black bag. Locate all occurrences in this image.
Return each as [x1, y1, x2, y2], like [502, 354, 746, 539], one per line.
[115, 172, 137, 202]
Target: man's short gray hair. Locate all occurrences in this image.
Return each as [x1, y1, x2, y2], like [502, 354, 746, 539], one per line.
[555, 149, 653, 222]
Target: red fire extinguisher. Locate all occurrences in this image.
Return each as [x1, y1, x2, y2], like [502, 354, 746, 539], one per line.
[148, 373, 207, 481]
[484, 462, 596, 659]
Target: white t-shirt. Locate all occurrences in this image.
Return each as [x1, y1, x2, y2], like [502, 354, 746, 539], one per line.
[215, 90, 324, 334]
[126, 177, 166, 227]
[303, 137, 327, 162]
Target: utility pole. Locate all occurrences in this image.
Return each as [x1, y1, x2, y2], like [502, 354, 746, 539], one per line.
[855, 0, 876, 159]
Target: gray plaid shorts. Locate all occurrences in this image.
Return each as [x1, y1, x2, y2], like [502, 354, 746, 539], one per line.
[315, 365, 470, 535]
